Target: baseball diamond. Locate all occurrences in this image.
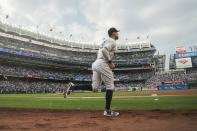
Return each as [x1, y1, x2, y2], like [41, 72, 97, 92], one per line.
[0, 0, 197, 130]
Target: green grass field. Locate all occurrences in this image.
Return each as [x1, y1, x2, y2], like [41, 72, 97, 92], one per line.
[0, 90, 197, 110]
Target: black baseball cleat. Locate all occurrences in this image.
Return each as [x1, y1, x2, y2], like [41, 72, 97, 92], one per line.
[103, 110, 119, 117]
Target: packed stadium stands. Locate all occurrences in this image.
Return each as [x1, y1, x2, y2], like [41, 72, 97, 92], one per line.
[0, 34, 156, 66]
[0, 81, 65, 94]
[0, 63, 154, 82]
[0, 20, 196, 93]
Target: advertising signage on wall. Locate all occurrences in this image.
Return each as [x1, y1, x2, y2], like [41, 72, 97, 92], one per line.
[175, 52, 197, 59]
[175, 57, 192, 68]
[175, 46, 186, 54]
[175, 45, 197, 54]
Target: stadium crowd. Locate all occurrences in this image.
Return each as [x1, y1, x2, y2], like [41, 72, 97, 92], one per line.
[0, 64, 94, 81]
[145, 71, 197, 88]
[1, 62, 196, 86]
[0, 64, 155, 81]
[186, 70, 197, 81]
[0, 35, 155, 65]
[0, 70, 196, 93]
[0, 33, 196, 93]
[0, 64, 68, 80]
[115, 83, 144, 90]
[146, 71, 186, 83]
[0, 81, 65, 94]
[0, 35, 96, 63]
[115, 72, 154, 81]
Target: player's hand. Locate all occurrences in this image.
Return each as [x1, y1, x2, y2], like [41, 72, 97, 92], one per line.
[108, 63, 115, 69]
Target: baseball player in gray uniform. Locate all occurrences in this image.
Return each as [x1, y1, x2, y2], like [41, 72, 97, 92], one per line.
[92, 27, 119, 117]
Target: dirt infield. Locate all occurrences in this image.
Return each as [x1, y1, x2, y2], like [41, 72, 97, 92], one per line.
[0, 109, 197, 131]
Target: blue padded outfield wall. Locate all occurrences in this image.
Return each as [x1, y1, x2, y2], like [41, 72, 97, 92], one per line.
[159, 85, 189, 90]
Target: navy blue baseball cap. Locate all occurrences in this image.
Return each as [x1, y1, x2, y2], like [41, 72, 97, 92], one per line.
[108, 27, 119, 37]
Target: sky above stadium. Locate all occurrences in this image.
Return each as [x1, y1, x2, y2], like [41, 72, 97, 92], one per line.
[0, 0, 197, 69]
